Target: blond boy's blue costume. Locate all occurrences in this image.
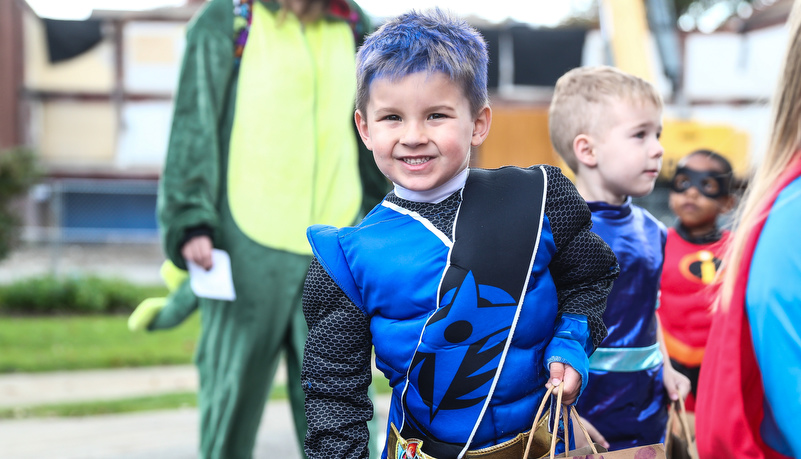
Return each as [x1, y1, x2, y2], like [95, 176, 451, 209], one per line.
[576, 199, 668, 450]
[302, 165, 618, 459]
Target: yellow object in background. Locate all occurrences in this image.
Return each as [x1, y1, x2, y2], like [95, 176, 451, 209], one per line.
[600, 0, 655, 83]
[476, 109, 751, 185]
[660, 119, 750, 181]
[160, 260, 188, 292]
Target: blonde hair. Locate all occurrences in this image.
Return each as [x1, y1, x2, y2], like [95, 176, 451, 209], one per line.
[718, 0, 801, 308]
[548, 65, 663, 172]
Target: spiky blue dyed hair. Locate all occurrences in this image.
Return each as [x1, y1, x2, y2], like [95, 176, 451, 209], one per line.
[355, 8, 489, 116]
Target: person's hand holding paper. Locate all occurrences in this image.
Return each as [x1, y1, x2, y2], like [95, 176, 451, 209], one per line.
[187, 249, 236, 301]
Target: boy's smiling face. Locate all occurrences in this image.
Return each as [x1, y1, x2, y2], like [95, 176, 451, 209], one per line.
[355, 71, 491, 192]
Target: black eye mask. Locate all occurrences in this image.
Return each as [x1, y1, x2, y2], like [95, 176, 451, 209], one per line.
[670, 166, 732, 198]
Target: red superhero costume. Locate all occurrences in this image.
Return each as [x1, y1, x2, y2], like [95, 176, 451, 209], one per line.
[658, 226, 731, 411]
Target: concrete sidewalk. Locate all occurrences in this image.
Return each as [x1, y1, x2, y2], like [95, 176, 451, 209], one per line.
[0, 365, 390, 459]
[0, 405, 305, 459]
[0, 365, 198, 409]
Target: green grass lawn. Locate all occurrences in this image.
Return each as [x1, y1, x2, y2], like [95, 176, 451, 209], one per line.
[0, 312, 200, 417]
[0, 312, 391, 418]
[0, 313, 200, 373]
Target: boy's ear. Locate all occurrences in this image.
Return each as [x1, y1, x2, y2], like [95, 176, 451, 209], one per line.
[354, 110, 372, 151]
[471, 106, 492, 147]
[573, 134, 597, 167]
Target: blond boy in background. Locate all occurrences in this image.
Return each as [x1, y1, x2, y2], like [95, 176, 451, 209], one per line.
[548, 65, 691, 450]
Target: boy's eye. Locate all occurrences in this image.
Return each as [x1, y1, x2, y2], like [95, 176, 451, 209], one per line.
[672, 175, 691, 191]
[428, 113, 446, 120]
[382, 114, 401, 121]
[701, 178, 720, 195]
[634, 131, 646, 139]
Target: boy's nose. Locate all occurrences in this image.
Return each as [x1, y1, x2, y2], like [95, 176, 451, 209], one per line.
[401, 122, 427, 146]
[684, 185, 702, 197]
[652, 140, 665, 158]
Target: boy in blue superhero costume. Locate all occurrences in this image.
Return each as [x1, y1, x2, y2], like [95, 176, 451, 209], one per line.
[548, 66, 691, 450]
[301, 9, 619, 459]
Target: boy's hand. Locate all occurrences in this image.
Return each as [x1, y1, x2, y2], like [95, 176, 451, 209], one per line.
[546, 362, 582, 405]
[663, 364, 691, 401]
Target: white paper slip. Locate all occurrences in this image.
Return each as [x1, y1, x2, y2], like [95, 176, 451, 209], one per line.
[187, 249, 237, 301]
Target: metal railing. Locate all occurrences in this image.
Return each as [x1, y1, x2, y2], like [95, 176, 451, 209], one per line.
[23, 178, 160, 244]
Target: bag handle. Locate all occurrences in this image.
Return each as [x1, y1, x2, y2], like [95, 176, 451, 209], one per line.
[676, 396, 694, 450]
[522, 384, 599, 459]
[523, 385, 556, 459]
[570, 406, 596, 454]
[665, 396, 697, 459]
[665, 402, 676, 452]
[547, 384, 564, 458]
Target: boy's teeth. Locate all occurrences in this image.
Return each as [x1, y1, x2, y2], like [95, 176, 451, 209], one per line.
[404, 157, 429, 165]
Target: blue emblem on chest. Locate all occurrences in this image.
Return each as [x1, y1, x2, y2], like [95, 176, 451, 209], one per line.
[407, 270, 519, 423]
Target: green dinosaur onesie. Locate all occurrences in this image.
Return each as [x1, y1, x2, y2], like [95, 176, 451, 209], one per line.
[155, 1, 385, 457]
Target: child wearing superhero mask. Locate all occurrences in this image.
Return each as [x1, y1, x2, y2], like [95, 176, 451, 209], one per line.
[658, 149, 735, 418]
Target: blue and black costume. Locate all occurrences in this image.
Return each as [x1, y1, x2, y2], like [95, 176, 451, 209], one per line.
[302, 165, 618, 459]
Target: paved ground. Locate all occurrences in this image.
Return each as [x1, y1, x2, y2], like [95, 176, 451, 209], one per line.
[0, 365, 391, 459]
[0, 406, 302, 459]
[0, 366, 199, 409]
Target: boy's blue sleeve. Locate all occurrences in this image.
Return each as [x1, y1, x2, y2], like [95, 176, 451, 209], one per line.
[540, 165, 618, 352]
[545, 313, 592, 394]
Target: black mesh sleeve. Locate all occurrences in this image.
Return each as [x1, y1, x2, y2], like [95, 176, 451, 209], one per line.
[301, 258, 374, 459]
[541, 165, 619, 348]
